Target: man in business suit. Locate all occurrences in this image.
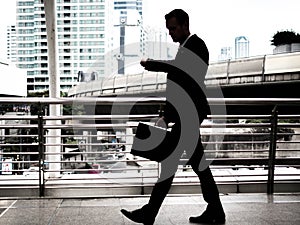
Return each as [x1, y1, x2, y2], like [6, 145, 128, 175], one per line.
[121, 9, 225, 224]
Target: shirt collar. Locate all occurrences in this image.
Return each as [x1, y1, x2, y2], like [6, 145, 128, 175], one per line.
[180, 34, 192, 47]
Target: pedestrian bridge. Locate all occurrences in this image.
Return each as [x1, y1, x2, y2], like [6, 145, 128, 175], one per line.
[68, 52, 300, 98]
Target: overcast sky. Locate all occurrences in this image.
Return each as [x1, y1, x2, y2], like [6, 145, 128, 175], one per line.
[0, 0, 299, 62]
[143, 0, 300, 60]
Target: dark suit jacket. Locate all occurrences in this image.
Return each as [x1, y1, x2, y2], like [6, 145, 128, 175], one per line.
[144, 34, 210, 124]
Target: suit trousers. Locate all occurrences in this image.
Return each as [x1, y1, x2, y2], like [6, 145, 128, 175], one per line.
[146, 122, 222, 216]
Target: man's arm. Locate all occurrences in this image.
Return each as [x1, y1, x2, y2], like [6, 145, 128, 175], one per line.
[140, 58, 177, 73]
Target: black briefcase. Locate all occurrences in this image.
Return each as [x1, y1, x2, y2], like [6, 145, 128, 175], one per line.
[131, 122, 173, 162]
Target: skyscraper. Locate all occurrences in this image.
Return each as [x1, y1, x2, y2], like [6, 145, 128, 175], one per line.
[235, 36, 249, 59]
[16, 0, 114, 93]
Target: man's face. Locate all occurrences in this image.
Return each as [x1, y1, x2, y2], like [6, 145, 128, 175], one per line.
[166, 17, 187, 43]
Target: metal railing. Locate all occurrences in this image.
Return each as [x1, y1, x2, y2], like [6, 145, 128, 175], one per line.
[0, 97, 300, 198]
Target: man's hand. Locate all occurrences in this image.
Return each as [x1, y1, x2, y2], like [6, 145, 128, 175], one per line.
[140, 58, 147, 68]
[155, 116, 167, 129]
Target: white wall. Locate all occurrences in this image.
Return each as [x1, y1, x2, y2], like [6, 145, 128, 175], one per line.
[0, 60, 27, 96]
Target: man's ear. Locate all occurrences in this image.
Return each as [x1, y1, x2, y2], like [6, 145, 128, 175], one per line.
[183, 21, 189, 31]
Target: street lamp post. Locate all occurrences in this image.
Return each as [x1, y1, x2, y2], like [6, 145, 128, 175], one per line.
[114, 16, 140, 75]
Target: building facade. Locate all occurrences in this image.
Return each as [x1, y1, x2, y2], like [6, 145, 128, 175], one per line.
[15, 0, 114, 93]
[6, 25, 17, 63]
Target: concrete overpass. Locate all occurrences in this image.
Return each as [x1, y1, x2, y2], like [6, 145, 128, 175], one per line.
[68, 52, 300, 99]
[68, 52, 300, 115]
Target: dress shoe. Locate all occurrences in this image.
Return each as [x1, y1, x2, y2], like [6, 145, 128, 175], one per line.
[189, 210, 225, 224]
[121, 208, 155, 225]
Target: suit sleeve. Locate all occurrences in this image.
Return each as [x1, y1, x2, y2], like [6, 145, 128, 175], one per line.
[144, 59, 179, 73]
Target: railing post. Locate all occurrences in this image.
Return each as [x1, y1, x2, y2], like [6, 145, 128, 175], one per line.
[267, 106, 278, 194]
[37, 103, 45, 197]
[226, 59, 231, 84]
[140, 72, 144, 91]
[261, 55, 266, 82]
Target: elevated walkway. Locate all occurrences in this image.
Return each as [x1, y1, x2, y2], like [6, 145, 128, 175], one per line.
[1, 194, 300, 224]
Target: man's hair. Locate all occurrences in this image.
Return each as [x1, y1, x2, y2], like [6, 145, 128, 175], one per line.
[165, 9, 189, 26]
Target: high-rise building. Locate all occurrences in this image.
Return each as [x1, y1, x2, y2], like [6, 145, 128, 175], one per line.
[235, 36, 249, 59]
[113, 0, 145, 75]
[16, 0, 114, 93]
[114, 0, 142, 15]
[6, 25, 17, 63]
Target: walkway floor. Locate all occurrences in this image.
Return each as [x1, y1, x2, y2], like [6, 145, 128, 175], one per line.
[0, 193, 300, 225]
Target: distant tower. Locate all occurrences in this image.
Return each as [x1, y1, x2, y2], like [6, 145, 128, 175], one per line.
[218, 47, 232, 61]
[235, 36, 249, 59]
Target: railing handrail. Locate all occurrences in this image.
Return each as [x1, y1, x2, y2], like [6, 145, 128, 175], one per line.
[1, 97, 300, 105]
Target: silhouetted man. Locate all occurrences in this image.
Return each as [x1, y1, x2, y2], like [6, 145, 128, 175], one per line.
[121, 9, 225, 224]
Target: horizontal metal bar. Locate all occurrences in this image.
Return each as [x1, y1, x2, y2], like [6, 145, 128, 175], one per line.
[0, 97, 300, 105]
[45, 114, 159, 120]
[0, 152, 39, 155]
[0, 97, 166, 105]
[210, 158, 300, 165]
[0, 115, 38, 120]
[43, 123, 137, 129]
[0, 125, 38, 128]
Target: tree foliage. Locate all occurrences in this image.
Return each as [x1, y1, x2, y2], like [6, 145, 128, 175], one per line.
[271, 30, 300, 46]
